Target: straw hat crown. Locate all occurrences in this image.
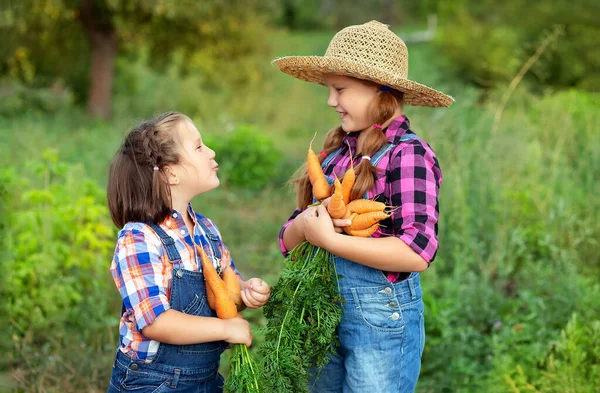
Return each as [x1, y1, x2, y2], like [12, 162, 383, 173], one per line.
[326, 20, 409, 79]
[273, 20, 454, 107]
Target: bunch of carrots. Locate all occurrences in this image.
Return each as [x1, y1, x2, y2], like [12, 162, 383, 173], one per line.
[196, 245, 261, 393]
[308, 136, 391, 235]
[257, 138, 394, 392]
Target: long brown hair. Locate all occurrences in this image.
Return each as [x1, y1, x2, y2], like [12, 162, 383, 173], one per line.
[107, 111, 191, 228]
[292, 81, 404, 209]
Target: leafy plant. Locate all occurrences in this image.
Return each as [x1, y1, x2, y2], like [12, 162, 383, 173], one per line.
[205, 125, 285, 190]
[4, 150, 115, 342]
[258, 242, 343, 392]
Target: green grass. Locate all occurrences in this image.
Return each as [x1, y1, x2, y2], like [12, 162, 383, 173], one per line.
[2, 29, 600, 393]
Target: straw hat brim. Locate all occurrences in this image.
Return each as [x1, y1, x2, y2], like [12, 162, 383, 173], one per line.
[273, 56, 454, 108]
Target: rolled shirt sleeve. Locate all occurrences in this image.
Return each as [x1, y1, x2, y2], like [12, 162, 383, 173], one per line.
[110, 228, 170, 331]
[387, 141, 442, 264]
[279, 208, 303, 256]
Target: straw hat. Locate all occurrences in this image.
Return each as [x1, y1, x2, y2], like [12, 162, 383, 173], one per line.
[272, 20, 454, 107]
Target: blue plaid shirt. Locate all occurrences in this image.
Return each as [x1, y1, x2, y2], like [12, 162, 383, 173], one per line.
[110, 204, 236, 361]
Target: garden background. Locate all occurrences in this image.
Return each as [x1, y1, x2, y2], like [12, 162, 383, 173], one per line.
[1, 0, 599, 392]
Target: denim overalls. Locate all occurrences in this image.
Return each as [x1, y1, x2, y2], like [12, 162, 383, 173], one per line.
[310, 135, 425, 393]
[108, 222, 229, 393]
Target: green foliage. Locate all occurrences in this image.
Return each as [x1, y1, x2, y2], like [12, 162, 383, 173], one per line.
[2, 0, 278, 103]
[204, 125, 286, 190]
[225, 344, 262, 393]
[277, 0, 436, 30]
[1, 29, 599, 393]
[259, 242, 343, 392]
[538, 314, 600, 392]
[0, 78, 74, 116]
[4, 150, 115, 341]
[436, 0, 600, 91]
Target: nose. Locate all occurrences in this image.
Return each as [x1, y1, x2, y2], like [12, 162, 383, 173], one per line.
[327, 88, 338, 108]
[207, 146, 216, 159]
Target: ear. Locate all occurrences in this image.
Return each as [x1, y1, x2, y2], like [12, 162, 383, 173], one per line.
[163, 165, 180, 185]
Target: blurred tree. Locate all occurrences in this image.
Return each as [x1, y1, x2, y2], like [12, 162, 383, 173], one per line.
[1, 0, 277, 119]
[436, 0, 600, 91]
[275, 0, 434, 31]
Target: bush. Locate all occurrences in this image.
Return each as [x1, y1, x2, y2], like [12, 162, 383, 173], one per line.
[4, 150, 116, 344]
[204, 125, 286, 190]
[0, 78, 73, 116]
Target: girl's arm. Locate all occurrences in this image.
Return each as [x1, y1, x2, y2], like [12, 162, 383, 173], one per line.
[142, 309, 252, 346]
[281, 208, 312, 251]
[303, 204, 428, 272]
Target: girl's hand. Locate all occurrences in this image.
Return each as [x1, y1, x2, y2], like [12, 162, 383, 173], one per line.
[224, 315, 252, 346]
[241, 278, 271, 309]
[303, 204, 339, 248]
[320, 197, 352, 232]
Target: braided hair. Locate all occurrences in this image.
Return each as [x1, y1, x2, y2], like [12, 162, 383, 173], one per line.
[292, 81, 404, 209]
[107, 111, 192, 227]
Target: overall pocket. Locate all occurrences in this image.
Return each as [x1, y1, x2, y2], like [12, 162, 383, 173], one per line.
[351, 286, 406, 332]
[121, 368, 171, 393]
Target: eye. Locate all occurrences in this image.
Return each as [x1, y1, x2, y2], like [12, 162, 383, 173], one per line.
[335, 87, 344, 92]
[196, 144, 202, 150]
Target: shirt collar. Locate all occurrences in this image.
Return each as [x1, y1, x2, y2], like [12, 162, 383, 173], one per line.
[166, 203, 197, 230]
[384, 115, 411, 144]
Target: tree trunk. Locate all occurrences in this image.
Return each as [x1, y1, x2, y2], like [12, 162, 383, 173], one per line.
[78, 0, 117, 120]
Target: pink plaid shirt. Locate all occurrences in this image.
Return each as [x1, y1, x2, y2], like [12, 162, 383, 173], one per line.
[279, 116, 442, 282]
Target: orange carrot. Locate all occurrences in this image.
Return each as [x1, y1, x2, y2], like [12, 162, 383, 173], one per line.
[222, 265, 243, 307]
[350, 211, 390, 230]
[206, 285, 216, 310]
[350, 223, 380, 237]
[196, 245, 238, 319]
[327, 177, 347, 219]
[347, 199, 387, 214]
[341, 144, 356, 204]
[308, 134, 331, 200]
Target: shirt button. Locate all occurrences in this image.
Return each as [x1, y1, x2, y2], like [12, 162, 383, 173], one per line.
[390, 312, 400, 321]
[130, 363, 138, 371]
[383, 287, 392, 295]
[180, 229, 186, 235]
[388, 301, 397, 308]
[172, 213, 178, 218]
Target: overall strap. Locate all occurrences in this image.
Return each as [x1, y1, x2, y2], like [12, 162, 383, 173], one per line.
[321, 147, 342, 169]
[399, 133, 420, 142]
[194, 217, 222, 260]
[371, 142, 396, 166]
[147, 223, 183, 262]
[362, 142, 396, 199]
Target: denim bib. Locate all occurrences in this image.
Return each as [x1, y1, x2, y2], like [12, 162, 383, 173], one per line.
[109, 221, 228, 392]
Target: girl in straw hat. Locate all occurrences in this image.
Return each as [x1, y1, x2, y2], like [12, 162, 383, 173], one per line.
[275, 20, 453, 392]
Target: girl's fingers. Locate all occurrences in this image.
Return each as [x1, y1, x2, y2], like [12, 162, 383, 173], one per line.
[332, 218, 351, 227]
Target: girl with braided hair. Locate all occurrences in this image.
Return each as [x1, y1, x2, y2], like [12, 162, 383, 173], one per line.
[275, 21, 453, 392]
[105, 112, 270, 392]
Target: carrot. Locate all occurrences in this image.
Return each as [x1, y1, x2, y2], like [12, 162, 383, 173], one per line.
[327, 177, 347, 219]
[347, 199, 387, 214]
[347, 223, 380, 237]
[308, 134, 331, 200]
[206, 285, 216, 310]
[343, 222, 379, 237]
[341, 147, 355, 204]
[350, 211, 390, 230]
[222, 265, 243, 307]
[196, 245, 238, 319]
